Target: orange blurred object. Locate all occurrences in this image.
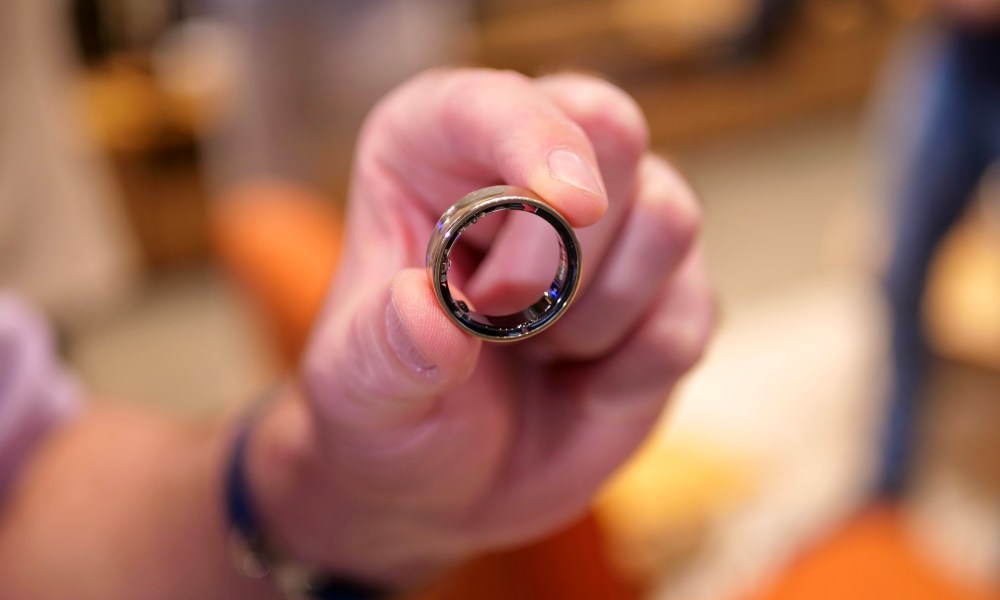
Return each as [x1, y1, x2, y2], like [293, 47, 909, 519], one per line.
[415, 514, 636, 600]
[210, 182, 636, 599]
[747, 507, 1000, 600]
[211, 183, 342, 362]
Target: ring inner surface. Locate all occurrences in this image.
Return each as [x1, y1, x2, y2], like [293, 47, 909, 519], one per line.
[439, 202, 575, 337]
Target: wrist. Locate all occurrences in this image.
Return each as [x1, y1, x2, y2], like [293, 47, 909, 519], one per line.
[243, 383, 462, 591]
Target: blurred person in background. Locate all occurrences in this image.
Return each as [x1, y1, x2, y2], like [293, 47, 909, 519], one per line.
[879, 0, 1000, 497]
[0, 0, 138, 499]
[0, 0, 138, 328]
[0, 10, 716, 593]
[200, 0, 470, 194]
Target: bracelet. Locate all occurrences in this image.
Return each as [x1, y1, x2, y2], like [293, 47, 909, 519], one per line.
[225, 403, 389, 600]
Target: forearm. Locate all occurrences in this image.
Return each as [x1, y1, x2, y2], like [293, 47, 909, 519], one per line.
[0, 405, 278, 600]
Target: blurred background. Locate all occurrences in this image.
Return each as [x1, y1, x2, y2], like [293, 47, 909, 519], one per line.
[2, 0, 999, 598]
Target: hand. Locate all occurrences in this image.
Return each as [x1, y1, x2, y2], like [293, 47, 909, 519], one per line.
[248, 68, 715, 587]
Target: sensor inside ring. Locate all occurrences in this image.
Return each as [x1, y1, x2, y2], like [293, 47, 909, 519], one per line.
[425, 186, 582, 342]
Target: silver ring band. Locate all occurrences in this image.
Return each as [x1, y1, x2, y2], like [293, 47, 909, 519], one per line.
[426, 186, 582, 342]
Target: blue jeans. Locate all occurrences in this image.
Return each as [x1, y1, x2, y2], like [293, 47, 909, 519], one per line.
[879, 28, 1000, 497]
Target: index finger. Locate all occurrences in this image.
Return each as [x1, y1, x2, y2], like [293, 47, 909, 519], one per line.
[355, 68, 610, 229]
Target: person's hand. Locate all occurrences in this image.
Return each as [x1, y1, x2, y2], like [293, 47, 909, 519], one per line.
[248, 68, 715, 587]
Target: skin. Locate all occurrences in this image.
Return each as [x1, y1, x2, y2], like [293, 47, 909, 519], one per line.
[0, 69, 714, 598]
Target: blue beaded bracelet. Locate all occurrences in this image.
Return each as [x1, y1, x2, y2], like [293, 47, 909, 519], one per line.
[225, 410, 388, 600]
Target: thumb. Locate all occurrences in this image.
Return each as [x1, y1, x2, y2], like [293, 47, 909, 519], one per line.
[302, 269, 481, 438]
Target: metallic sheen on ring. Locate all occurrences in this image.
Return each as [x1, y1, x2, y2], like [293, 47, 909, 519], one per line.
[426, 186, 582, 342]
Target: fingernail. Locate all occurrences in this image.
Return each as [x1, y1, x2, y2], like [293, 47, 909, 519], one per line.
[385, 301, 436, 373]
[547, 149, 604, 197]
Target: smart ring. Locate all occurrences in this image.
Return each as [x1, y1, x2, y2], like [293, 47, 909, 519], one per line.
[426, 186, 582, 342]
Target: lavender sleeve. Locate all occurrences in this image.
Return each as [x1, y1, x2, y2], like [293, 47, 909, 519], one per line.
[0, 295, 81, 496]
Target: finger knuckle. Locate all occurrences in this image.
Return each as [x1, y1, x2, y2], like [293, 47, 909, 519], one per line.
[650, 304, 714, 374]
[665, 196, 702, 256]
[643, 160, 702, 253]
[443, 68, 532, 109]
[558, 327, 619, 361]
[544, 74, 650, 161]
[657, 322, 710, 374]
